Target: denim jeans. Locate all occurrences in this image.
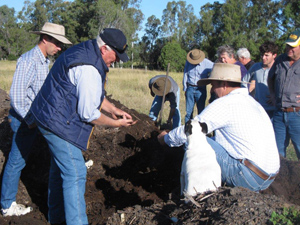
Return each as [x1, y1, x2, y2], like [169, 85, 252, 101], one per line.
[206, 137, 276, 192]
[185, 86, 207, 123]
[1, 109, 38, 209]
[38, 126, 88, 225]
[272, 109, 300, 159]
[149, 89, 181, 129]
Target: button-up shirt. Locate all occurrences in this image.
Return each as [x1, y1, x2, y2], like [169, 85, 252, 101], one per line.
[9, 45, 50, 125]
[268, 53, 300, 108]
[183, 59, 214, 91]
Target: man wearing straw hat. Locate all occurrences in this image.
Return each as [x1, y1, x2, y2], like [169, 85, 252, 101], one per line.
[149, 75, 181, 129]
[183, 49, 214, 123]
[158, 63, 280, 192]
[1, 22, 72, 217]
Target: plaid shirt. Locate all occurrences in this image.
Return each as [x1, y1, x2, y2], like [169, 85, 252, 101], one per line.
[9, 45, 50, 125]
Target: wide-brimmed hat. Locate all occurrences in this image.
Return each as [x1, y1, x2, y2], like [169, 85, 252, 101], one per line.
[187, 49, 205, 65]
[100, 28, 129, 62]
[31, 22, 72, 45]
[151, 77, 171, 96]
[285, 29, 300, 47]
[197, 63, 247, 86]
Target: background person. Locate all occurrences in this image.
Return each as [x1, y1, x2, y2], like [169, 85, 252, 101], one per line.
[183, 49, 214, 123]
[149, 75, 181, 129]
[242, 41, 278, 119]
[268, 29, 300, 159]
[1, 22, 72, 217]
[237, 47, 255, 70]
[30, 28, 136, 225]
[158, 63, 280, 192]
[217, 45, 247, 79]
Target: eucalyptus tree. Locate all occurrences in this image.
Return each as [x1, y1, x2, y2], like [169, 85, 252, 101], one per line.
[160, 1, 197, 45]
[0, 6, 18, 58]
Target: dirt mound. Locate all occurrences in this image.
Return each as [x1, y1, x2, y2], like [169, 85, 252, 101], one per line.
[0, 89, 299, 224]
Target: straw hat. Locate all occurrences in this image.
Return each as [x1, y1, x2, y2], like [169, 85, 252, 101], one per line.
[187, 49, 205, 65]
[31, 22, 72, 45]
[151, 77, 171, 96]
[197, 63, 248, 86]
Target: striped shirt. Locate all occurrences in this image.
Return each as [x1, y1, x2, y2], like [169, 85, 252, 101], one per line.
[164, 88, 280, 174]
[9, 45, 50, 125]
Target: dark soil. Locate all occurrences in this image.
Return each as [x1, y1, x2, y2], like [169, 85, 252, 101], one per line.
[0, 88, 299, 224]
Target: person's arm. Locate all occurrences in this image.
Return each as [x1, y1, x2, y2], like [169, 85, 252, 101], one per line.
[70, 65, 136, 128]
[249, 80, 255, 96]
[183, 61, 188, 91]
[267, 63, 276, 106]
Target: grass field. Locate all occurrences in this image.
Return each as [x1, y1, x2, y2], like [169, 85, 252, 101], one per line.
[0, 60, 297, 160]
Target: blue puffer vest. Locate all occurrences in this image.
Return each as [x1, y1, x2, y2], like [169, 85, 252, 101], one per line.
[31, 39, 108, 150]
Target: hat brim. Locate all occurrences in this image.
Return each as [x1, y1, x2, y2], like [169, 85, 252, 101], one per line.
[187, 50, 205, 65]
[31, 31, 72, 45]
[197, 78, 248, 86]
[151, 78, 171, 96]
[110, 46, 129, 62]
[286, 41, 300, 47]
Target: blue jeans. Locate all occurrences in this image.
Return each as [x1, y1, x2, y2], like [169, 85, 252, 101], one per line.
[272, 109, 300, 159]
[149, 89, 181, 129]
[1, 109, 38, 209]
[38, 126, 88, 225]
[206, 138, 276, 191]
[185, 86, 207, 123]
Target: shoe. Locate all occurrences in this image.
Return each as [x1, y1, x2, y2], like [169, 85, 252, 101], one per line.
[1, 201, 33, 216]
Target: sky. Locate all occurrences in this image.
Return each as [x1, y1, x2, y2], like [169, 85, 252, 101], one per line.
[1, 0, 217, 37]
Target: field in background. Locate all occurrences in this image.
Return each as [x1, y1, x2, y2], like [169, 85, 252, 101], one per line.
[0, 61, 297, 160]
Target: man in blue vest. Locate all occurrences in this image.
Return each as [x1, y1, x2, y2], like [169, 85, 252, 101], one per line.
[31, 28, 136, 225]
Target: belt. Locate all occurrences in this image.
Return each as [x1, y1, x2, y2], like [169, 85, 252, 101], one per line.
[239, 159, 277, 180]
[281, 107, 300, 112]
[187, 83, 198, 87]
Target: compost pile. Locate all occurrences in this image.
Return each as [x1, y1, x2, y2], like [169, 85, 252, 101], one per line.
[0, 88, 299, 225]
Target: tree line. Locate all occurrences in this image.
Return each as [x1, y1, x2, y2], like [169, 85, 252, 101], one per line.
[0, 0, 299, 72]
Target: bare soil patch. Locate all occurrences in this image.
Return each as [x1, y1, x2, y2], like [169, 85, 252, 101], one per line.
[0, 89, 299, 224]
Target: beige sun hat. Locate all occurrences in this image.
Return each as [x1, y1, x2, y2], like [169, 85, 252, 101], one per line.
[197, 63, 248, 86]
[151, 77, 171, 96]
[187, 49, 205, 65]
[31, 22, 72, 45]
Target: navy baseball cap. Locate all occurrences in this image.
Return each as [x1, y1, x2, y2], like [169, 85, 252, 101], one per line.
[100, 28, 129, 62]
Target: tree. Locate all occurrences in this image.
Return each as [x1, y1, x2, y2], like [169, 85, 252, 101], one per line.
[158, 41, 186, 72]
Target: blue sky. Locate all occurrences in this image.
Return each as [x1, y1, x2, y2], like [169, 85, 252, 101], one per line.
[1, 0, 217, 37]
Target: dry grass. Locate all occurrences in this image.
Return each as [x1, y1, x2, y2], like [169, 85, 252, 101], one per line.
[0, 60, 15, 92]
[0, 61, 297, 158]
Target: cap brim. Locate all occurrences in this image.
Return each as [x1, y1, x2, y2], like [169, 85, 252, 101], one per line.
[108, 45, 129, 62]
[31, 31, 72, 45]
[286, 41, 300, 47]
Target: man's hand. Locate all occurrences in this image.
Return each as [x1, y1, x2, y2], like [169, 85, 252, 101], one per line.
[117, 115, 137, 127]
[157, 130, 168, 145]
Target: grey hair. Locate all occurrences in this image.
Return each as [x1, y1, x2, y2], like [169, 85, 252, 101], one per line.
[237, 48, 251, 59]
[217, 45, 236, 59]
[96, 35, 112, 51]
